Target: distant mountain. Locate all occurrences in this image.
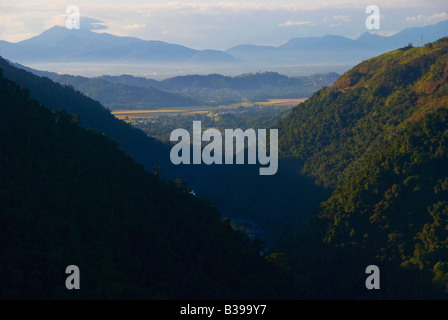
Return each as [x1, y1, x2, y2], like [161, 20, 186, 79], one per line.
[279, 34, 358, 51]
[188, 49, 238, 64]
[55, 75, 201, 110]
[13, 61, 339, 106]
[161, 72, 305, 90]
[100, 74, 160, 88]
[1, 21, 446, 69]
[9, 62, 200, 110]
[0, 26, 238, 65]
[100, 72, 314, 90]
[99, 71, 340, 104]
[227, 19, 448, 65]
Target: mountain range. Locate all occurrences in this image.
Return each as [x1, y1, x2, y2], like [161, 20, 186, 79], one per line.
[0, 20, 447, 67]
[0, 26, 237, 65]
[227, 19, 448, 65]
[11, 62, 339, 108]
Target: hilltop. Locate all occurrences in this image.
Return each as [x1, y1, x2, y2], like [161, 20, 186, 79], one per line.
[10, 61, 339, 107]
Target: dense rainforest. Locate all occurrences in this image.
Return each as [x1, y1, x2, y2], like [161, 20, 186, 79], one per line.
[277, 38, 448, 298]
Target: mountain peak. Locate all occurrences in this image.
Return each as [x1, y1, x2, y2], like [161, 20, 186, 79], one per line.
[357, 31, 375, 39]
[0, 25, 236, 64]
[36, 24, 93, 37]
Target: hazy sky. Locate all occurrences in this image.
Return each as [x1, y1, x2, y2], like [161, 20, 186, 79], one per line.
[0, 0, 447, 49]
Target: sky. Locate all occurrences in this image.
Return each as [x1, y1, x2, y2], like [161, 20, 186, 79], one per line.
[0, 0, 447, 50]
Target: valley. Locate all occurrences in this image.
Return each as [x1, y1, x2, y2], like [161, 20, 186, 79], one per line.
[0, 9, 447, 301]
[112, 98, 307, 119]
[112, 99, 305, 142]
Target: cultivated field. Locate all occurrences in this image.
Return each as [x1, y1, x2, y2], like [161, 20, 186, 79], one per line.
[112, 98, 307, 119]
[257, 98, 308, 106]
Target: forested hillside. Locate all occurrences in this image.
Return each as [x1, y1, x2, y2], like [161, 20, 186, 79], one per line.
[48, 74, 200, 110]
[0, 69, 292, 299]
[277, 38, 448, 298]
[0, 57, 177, 179]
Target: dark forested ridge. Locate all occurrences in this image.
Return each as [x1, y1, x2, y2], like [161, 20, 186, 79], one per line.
[0, 68, 292, 299]
[0, 56, 179, 179]
[277, 38, 448, 298]
[42, 74, 201, 110]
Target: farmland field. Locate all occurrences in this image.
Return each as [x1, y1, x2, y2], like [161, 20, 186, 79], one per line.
[257, 98, 307, 106]
[111, 98, 307, 120]
[113, 98, 306, 142]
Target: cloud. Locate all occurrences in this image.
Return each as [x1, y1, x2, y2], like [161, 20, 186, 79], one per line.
[406, 12, 447, 22]
[143, 2, 337, 12]
[406, 14, 424, 22]
[333, 15, 350, 22]
[81, 17, 108, 30]
[279, 21, 315, 27]
[0, 0, 447, 48]
[139, 1, 444, 12]
[430, 12, 448, 20]
[123, 24, 146, 30]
